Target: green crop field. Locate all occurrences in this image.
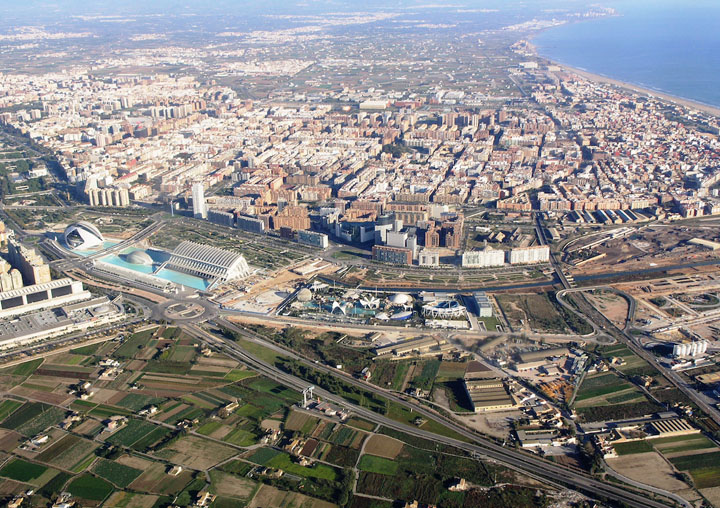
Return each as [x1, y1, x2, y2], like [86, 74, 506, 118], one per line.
[0, 399, 23, 421]
[358, 455, 399, 475]
[669, 451, 720, 488]
[247, 447, 283, 465]
[197, 420, 223, 436]
[612, 440, 653, 455]
[93, 459, 143, 488]
[11, 358, 43, 377]
[2, 403, 66, 436]
[116, 393, 165, 412]
[0, 458, 48, 482]
[575, 373, 635, 402]
[651, 434, 716, 454]
[266, 452, 338, 480]
[224, 428, 257, 446]
[67, 474, 114, 501]
[130, 426, 171, 452]
[224, 369, 256, 382]
[107, 419, 161, 447]
[0, 401, 45, 429]
[114, 328, 156, 359]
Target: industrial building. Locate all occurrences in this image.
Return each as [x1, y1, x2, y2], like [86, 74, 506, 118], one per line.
[374, 336, 448, 357]
[0, 278, 92, 319]
[673, 340, 708, 358]
[167, 241, 250, 282]
[0, 295, 124, 349]
[463, 361, 516, 412]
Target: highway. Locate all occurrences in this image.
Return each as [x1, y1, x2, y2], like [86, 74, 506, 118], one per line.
[188, 318, 685, 508]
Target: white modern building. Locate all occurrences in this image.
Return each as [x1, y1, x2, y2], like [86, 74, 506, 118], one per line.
[64, 222, 105, 250]
[418, 249, 440, 267]
[509, 245, 550, 265]
[422, 300, 467, 319]
[167, 241, 250, 283]
[462, 248, 506, 268]
[192, 182, 207, 219]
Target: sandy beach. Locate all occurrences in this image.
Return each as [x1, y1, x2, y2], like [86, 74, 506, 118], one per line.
[547, 60, 720, 118]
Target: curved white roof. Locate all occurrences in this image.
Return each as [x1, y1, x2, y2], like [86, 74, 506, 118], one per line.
[125, 250, 154, 266]
[64, 222, 104, 250]
[167, 241, 250, 282]
[389, 293, 412, 305]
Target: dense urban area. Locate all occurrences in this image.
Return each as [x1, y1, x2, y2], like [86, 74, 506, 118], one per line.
[0, 2, 719, 508]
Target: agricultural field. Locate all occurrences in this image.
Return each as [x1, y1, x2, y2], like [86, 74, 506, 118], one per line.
[572, 371, 662, 422]
[608, 433, 720, 495]
[92, 459, 143, 488]
[670, 451, 720, 489]
[34, 434, 98, 471]
[358, 454, 399, 475]
[153, 435, 237, 470]
[363, 435, 404, 459]
[0, 318, 557, 508]
[574, 373, 640, 405]
[248, 484, 337, 508]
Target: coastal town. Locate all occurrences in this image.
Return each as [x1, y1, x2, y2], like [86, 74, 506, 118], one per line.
[0, 2, 718, 508]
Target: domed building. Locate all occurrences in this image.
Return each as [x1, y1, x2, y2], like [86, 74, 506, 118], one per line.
[124, 250, 154, 266]
[389, 293, 412, 306]
[64, 222, 104, 250]
[297, 288, 313, 303]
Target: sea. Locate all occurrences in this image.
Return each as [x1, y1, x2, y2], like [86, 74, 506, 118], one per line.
[532, 0, 720, 108]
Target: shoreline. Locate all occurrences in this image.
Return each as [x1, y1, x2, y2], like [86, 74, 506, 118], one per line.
[524, 25, 720, 118]
[544, 59, 720, 118]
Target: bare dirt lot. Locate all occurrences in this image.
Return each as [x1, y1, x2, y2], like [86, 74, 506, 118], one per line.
[607, 451, 689, 492]
[585, 291, 629, 328]
[363, 434, 404, 459]
[155, 435, 236, 470]
[248, 484, 337, 508]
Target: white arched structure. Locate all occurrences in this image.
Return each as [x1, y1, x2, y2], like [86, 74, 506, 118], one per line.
[167, 241, 250, 282]
[64, 222, 104, 250]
